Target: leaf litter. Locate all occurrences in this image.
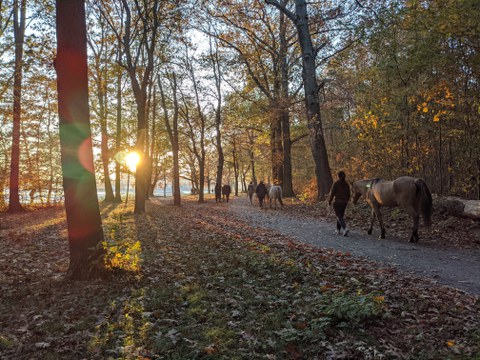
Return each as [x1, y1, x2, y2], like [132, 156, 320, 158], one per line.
[0, 197, 478, 359]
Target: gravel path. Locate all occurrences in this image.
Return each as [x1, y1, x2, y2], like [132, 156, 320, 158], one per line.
[228, 197, 480, 296]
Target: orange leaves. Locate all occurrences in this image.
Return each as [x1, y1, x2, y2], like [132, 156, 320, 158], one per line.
[416, 82, 455, 122]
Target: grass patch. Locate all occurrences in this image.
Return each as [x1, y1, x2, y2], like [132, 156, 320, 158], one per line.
[0, 335, 13, 351]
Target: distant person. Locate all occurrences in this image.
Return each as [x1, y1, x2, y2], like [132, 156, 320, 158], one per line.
[328, 170, 351, 236]
[215, 183, 222, 202]
[222, 184, 232, 203]
[247, 181, 255, 204]
[255, 181, 268, 208]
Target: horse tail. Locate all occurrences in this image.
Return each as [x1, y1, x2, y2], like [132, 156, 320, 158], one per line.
[416, 179, 432, 226]
[278, 187, 284, 206]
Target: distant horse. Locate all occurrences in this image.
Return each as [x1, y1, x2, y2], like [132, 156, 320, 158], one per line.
[268, 185, 284, 210]
[222, 184, 232, 203]
[352, 176, 432, 242]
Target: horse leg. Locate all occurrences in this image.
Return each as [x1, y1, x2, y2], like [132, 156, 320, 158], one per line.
[368, 208, 376, 235]
[407, 209, 420, 243]
[376, 206, 386, 239]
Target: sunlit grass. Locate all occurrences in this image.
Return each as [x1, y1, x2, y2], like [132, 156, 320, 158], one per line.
[101, 203, 142, 273]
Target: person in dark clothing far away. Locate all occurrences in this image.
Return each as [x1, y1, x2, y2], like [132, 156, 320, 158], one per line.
[215, 183, 222, 202]
[328, 171, 351, 236]
[255, 181, 268, 208]
[222, 184, 232, 203]
[247, 181, 255, 204]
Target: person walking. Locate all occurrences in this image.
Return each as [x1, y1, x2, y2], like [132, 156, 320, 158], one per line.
[328, 171, 351, 236]
[247, 181, 255, 204]
[255, 181, 268, 208]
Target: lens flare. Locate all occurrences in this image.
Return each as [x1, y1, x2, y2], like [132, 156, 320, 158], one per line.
[125, 152, 140, 172]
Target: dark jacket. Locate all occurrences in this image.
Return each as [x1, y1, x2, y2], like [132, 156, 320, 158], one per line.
[329, 179, 350, 205]
[255, 183, 268, 197]
[222, 184, 231, 195]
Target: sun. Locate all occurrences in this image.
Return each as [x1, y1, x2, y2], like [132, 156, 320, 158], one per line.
[125, 151, 140, 172]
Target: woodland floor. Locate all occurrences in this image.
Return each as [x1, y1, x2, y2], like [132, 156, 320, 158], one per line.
[0, 195, 479, 359]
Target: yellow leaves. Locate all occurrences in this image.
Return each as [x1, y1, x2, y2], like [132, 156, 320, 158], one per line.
[416, 82, 455, 122]
[447, 340, 455, 347]
[352, 110, 381, 132]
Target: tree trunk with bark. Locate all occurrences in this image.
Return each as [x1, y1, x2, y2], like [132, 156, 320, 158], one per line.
[8, 0, 26, 213]
[266, 0, 333, 200]
[55, 0, 106, 280]
[114, 51, 122, 203]
[279, 10, 295, 197]
[98, 73, 114, 202]
[159, 75, 181, 205]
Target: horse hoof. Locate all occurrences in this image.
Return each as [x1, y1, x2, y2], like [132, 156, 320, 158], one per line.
[379, 235, 385, 239]
[367, 229, 373, 235]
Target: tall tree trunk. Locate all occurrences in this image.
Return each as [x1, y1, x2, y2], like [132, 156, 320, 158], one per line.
[188, 57, 206, 203]
[279, 10, 294, 197]
[233, 141, 239, 196]
[149, 87, 157, 196]
[114, 51, 122, 202]
[281, 108, 294, 196]
[266, 0, 333, 199]
[270, 110, 284, 186]
[145, 80, 153, 199]
[8, 0, 26, 213]
[295, 0, 332, 199]
[98, 73, 114, 202]
[55, 0, 106, 280]
[133, 99, 147, 213]
[211, 40, 224, 189]
[215, 108, 224, 188]
[247, 130, 257, 186]
[159, 75, 180, 205]
[119, 0, 160, 214]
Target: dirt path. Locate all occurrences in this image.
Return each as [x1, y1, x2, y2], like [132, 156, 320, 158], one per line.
[220, 197, 480, 296]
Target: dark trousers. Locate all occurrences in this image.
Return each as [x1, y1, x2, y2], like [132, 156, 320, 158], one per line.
[333, 202, 348, 230]
[258, 195, 265, 207]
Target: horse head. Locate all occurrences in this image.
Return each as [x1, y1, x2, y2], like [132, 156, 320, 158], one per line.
[352, 179, 376, 205]
[352, 181, 364, 205]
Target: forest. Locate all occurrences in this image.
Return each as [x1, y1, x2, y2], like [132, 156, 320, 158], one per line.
[1, 0, 479, 212]
[1, 0, 480, 359]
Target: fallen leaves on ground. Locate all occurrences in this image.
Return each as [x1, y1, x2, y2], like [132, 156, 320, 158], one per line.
[0, 197, 479, 359]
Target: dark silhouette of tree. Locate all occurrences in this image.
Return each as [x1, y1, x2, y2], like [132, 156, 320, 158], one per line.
[55, 0, 106, 280]
[8, 0, 26, 213]
[266, 0, 333, 199]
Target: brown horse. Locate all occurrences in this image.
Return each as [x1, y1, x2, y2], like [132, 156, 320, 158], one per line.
[352, 176, 432, 242]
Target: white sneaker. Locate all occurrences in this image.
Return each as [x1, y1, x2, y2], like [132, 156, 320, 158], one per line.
[343, 228, 349, 237]
[334, 230, 340, 235]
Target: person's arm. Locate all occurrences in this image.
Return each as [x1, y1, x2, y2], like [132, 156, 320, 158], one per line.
[328, 182, 336, 206]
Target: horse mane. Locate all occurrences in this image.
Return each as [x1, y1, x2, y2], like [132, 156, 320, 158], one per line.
[352, 178, 384, 198]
